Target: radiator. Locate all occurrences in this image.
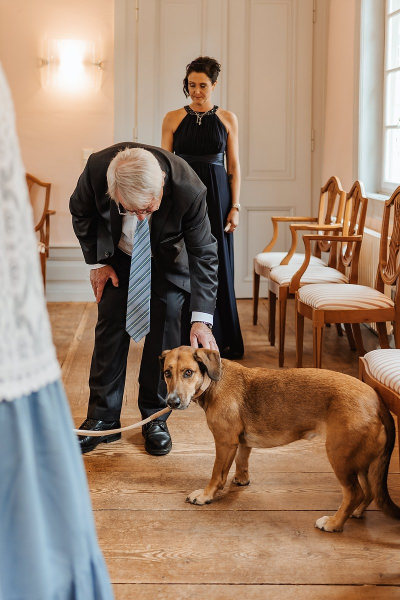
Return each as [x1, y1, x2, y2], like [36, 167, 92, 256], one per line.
[358, 227, 392, 334]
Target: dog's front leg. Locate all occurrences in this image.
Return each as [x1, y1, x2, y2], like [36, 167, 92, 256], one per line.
[186, 442, 238, 505]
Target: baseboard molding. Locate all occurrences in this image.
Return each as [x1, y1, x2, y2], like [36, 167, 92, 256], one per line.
[45, 246, 94, 302]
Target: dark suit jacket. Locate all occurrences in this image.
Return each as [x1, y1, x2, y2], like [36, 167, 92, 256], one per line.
[70, 142, 218, 315]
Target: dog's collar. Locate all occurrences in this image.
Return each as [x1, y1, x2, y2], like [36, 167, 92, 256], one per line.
[193, 372, 212, 399]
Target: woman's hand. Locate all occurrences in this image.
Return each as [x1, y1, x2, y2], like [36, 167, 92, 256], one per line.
[224, 208, 240, 233]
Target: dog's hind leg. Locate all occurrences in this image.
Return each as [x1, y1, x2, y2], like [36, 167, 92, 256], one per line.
[233, 443, 252, 486]
[187, 442, 239, 505]
[351, 471, 373, 518]
[315, 470, 365, 532]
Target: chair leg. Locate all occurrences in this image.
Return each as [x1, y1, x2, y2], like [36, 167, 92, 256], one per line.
[269, 291, 276, 346]
[376, 322, 390, 349]
[335, 323, 343, 337]
[253, 271, 260, 325]
[394, 319, 400, 349]
[295, 305, 304, 368]
[352, 323, 365, 355]
[344, 323, 356, 351]
[40, 252, 46, 289]
[313, 325, 324, 368]
[278, 297, 287, 367]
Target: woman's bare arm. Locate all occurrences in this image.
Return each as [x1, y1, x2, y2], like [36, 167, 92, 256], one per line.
[219, 110, 241, 233]
[161, 108, 186, 152]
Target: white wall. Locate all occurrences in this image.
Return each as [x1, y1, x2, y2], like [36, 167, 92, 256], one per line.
[321, 0, 359, 193]
[0, 0, 114, 247]
[319, 0, 388, 234]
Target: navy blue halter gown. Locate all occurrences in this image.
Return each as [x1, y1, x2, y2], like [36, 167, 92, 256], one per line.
[174, 105, 244, 358]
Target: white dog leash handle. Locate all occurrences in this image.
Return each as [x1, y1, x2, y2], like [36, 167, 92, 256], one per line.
[73, 407, 172, 436]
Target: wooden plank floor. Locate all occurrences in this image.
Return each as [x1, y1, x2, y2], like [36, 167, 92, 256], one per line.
[48, 299, 400, 599]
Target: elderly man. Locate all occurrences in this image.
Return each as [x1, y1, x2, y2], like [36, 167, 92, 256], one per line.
[70, 143, 218, 456]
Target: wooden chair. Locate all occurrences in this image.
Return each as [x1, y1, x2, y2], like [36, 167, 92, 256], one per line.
[359, 350, 400, 464]
[296, 185, 400, 368]
[268, 180, 368, 367]
[26, 173, 55, 288]
[253, 176, 346, 326]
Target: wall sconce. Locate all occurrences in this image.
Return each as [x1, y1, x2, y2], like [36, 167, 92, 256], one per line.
[40, 39, 103, 92]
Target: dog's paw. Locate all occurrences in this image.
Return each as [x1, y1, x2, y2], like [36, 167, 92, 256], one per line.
[186, 489, 213, 505]
[232, 476, 250, 486]
[350, 510, 365, 519]
[315, 516, 343, 532]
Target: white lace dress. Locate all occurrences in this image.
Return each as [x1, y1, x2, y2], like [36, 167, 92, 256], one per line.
[0, 63, 114, 600]
[0, 69, 60, 401]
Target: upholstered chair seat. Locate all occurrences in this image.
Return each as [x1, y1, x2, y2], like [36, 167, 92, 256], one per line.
[298, 284, 395, 311]
[254, 252, 326, 279]
[360, 349, 400, 464]
[269, 265, 348, 287]
[362, 349, 400, 393]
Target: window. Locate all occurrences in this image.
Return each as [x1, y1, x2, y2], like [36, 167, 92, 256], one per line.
[383, 0, 400, 191]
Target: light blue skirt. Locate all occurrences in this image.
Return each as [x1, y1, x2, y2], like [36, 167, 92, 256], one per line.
[0, 380, 114, 600]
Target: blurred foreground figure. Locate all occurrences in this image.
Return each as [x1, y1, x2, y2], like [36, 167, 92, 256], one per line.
[0, 65, 114, 600]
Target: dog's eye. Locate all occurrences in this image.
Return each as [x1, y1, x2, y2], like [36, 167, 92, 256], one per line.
[184, 369, 193, 378]
[164, 370, 171, 378]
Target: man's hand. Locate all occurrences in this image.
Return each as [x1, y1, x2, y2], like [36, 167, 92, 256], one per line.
[190, 322, 219, 350]
[90, 266, 119, 303]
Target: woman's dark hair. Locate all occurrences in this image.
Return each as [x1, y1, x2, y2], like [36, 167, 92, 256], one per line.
[183, 56, 221, 98]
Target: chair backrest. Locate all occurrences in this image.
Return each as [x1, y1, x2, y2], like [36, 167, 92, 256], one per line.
[334, 180, 368, 282]
[26, 173, 51, 244]
[376, 185, 400, 303]
[314, 176, 346, 258]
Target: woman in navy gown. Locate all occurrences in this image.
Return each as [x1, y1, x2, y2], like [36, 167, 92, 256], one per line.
[162, 56, 244, 358]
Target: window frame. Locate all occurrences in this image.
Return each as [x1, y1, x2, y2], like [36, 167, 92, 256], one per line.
[381, 0, 400, 193]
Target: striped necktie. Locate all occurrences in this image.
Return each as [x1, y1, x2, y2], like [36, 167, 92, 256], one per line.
[126, 218, 151, 341]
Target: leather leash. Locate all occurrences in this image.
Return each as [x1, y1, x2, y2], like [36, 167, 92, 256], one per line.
[73, 406, 171, 436]
[73, 373, 212, 436]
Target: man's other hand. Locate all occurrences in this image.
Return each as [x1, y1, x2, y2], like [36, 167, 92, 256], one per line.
[190, 322, 219, 351]
[90, 266, 119, 303]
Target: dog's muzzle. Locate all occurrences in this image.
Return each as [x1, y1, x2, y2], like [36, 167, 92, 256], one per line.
[167, 393, 183, 410]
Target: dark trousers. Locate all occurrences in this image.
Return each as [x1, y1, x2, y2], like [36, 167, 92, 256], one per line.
[88, 249, 190, 422]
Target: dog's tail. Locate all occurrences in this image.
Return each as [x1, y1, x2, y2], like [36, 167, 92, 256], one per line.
[369, 400, 400, 520]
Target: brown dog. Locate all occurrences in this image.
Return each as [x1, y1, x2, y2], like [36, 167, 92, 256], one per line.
[160, 345, 400, 532]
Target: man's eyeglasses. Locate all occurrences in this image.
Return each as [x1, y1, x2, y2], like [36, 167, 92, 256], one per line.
[116, 203, 153, 217]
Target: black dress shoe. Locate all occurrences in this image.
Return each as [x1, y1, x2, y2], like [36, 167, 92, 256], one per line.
[78, 418, 121, 454]
[142, 420, 172, 456]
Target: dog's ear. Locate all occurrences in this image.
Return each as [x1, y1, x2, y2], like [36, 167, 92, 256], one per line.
[159, 349, 171, 374]
[194, 349, 221, 381]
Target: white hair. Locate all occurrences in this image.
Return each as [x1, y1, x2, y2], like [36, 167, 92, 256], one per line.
[107, 147, 163, 210]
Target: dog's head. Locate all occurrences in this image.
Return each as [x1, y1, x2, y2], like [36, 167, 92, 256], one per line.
[159, 346, 221, 410]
